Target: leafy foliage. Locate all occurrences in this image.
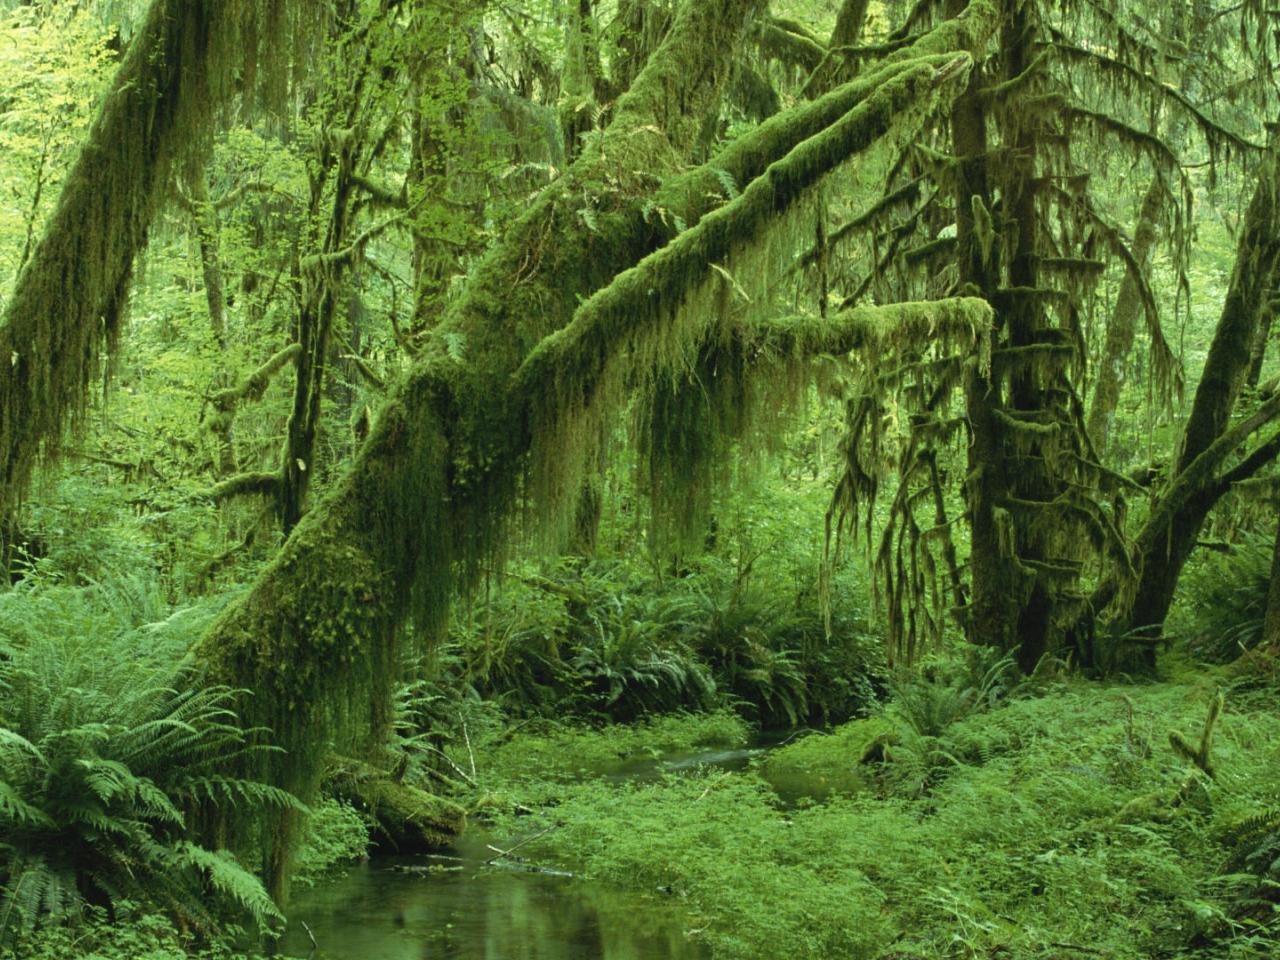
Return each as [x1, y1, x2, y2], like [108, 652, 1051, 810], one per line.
[0, 585, 298, 941]
[1181, 536, 1272, 662]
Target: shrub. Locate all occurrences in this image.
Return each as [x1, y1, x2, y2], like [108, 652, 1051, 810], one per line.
[1180, 535, 1272, 663]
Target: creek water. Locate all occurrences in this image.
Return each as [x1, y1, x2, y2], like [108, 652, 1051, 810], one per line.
[275, 739, 791, 960]
[276, 838, 709, 960]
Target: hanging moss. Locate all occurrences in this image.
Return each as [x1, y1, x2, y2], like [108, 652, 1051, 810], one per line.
[0, 0, 309, 511]
[191, 0, 769, 904]
[515, 55, 989, 535]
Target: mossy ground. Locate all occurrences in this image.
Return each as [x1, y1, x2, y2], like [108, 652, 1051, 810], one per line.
[468, 710, 750, 784]
[467, 673, 1280, 960]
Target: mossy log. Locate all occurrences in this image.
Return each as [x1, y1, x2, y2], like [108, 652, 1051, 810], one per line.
[332, 774, 465, 853]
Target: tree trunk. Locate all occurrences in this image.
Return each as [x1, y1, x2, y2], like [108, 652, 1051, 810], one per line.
[1086, 177, 1164, 456]
[1246, 299, 1274, 388]
[186, 169, 239, 477]
[1125, 148, 1280, 645]
[1259, 511, 1280, 655]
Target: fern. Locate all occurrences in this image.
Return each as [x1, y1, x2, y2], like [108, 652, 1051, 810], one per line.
[170, 843, 283, 931]
[709, 166, 741, 200]
[0, 585, 297, 942]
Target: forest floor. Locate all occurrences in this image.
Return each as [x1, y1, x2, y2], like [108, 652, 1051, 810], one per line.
[458, 660, 1280, 960]
[5, 657, 1278, 960]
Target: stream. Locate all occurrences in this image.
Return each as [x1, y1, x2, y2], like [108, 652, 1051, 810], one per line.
[276, 738, 792, 960]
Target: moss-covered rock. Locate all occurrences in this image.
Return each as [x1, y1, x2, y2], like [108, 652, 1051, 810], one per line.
[761, 716, 898, 799]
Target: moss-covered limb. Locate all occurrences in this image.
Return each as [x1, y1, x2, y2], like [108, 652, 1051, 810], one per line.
[349, 172, 405, 208]
[656, 0, 1001, 228]
[342, 354, 387, 391]
[514, 58, 976, 450]
[209, 344, 303, 411]
[1133, 391, 1280, 563]
[1061, 106, 1181, 178]
[328, 759, 465, 852]
[0, 0, 302, 510]
[208, 471, 283, 503]
[1045, 35, 1259, 157]
[738, 298, 992, 359]
[1214, 427, 1280, 494]
[759, 21, 827, 72]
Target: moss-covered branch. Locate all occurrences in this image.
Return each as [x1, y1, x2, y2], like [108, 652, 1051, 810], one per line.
[208, 472, 283, 503]
[739, 298, 992, 359]
[657, 0, 1000, 229]
[0, 0, 302, 509]
[209, 344, 302, 411]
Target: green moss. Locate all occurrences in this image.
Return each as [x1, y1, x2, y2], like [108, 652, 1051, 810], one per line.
[0, 0, 307, 509]
[761, 718, 898, 799]
[477, 711, 750, 783]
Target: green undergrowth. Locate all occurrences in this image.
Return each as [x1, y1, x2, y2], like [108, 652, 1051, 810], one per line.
[444, 553, 886, 728]
[290, 798, 371, 888]
[0, 906, 251, 960]
[474, 675, 1280, 960]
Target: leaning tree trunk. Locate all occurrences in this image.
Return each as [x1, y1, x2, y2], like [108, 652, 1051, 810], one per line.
[1124, 147, 1280, 645]
[194, 0, 772, 904]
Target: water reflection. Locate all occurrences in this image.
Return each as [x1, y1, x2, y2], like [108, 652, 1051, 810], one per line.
[277, 736, 801, 958]
[279, 848, 708, 960]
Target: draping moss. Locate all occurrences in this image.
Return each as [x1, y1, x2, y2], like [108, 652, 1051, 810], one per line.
[0, 0, 309, 509]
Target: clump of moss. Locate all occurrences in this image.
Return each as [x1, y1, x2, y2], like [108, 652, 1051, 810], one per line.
[476, 710, 750, 783]
[761, 717, 897, 799]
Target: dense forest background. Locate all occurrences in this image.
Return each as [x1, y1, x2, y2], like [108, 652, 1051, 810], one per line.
[2, 0, 1280, 957]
